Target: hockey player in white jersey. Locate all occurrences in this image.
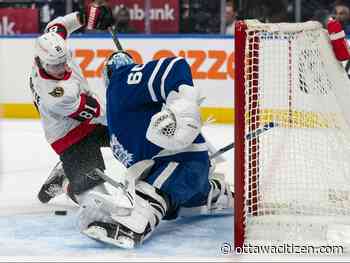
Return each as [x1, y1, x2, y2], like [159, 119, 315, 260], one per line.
[31, 2, 117, 205]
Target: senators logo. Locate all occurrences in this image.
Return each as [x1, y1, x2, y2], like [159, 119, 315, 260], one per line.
[49, 87, 64, 97]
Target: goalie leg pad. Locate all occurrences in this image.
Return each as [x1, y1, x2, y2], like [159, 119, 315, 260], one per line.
[83, 221, 136, 249]
[77, 168, 138, 230]
[78, 182, 135, 220]
[82, 181, 168, 248]
[77, 184, 115, 231]
[111, 181, 168, 236]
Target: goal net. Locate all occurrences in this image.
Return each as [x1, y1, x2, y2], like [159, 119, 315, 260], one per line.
[234, 19, 350, 249]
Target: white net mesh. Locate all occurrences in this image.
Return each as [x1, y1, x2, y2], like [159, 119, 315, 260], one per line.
[240, 20, 350, 247]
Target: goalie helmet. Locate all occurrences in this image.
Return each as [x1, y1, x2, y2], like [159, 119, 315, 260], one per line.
[34, 32, 69, 77]
[103, 51, 134, 87]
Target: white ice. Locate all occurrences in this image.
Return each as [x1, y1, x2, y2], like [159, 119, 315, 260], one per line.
[0, 120, 234, 261]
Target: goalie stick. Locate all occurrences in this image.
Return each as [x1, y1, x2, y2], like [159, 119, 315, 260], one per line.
[209, 122, 278, 160]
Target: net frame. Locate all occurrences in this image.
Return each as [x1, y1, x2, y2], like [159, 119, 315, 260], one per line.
[234, 19, 350, 249]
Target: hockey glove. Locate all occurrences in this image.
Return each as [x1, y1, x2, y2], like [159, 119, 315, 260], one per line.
[81, 2, 115, 30]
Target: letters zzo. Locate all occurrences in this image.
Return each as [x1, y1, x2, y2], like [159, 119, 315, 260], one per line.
[74, 49, 234, 80]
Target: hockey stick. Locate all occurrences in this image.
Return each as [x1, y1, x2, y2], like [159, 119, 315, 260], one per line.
[209, 122, 278, 160]
[81, 0, 124, 51]
[108, 25, 124, 51]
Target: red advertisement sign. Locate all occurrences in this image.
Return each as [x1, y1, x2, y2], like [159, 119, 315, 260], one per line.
[86, 0, 179, 33]
[0, 8, 39, 35]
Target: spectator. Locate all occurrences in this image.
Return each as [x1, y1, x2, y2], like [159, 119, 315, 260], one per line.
[179, 0, 193, 33]
[225, 1, 237, 35]
[179, 0, 220, 34]
[266, 0, 288, 22]
[334, 3, 350, 34]
[112, 5, 136, 33]
[239, 0, 287, 22]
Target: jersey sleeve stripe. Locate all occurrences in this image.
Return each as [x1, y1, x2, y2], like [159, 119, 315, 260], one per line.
[69, 93, 87, 118]
[147, 58, 165, 102]
[68, 94, 100, 122]
[46, 23, 68, 39]
[160, 57, 183, 100]
[51, 122, 97, 154]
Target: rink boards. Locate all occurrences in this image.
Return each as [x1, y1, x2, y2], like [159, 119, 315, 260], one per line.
[0, 34, 234, 123]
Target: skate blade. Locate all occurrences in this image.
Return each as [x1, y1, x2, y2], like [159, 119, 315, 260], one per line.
[83, 225, 135, 249]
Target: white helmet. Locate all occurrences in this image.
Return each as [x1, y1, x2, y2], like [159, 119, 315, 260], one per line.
[35, 32, 68, 70]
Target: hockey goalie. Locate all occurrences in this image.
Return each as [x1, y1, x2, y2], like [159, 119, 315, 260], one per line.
[77, 50, 234, 248]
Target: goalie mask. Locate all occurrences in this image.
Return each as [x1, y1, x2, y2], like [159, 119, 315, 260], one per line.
[35, 32, 70, 78]
[103, 51, 134, 87]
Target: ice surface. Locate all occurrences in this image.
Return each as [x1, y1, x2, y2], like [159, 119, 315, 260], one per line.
[0, 120, 234, 261]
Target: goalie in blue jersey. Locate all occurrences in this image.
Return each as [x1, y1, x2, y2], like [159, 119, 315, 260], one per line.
[77, 51, 233, 249]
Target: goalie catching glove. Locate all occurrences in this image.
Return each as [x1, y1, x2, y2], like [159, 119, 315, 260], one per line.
[146, 85, 202, 150]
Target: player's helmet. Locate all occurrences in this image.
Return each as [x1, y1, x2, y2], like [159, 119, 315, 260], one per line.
[103, 51, 134, 87]
[34, 32, 68, 76]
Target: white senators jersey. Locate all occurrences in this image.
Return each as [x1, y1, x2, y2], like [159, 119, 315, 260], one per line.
[29, 12, 107, 154]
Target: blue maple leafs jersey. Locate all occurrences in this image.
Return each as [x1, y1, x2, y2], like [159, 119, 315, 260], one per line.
[106, 56, 208, 167]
